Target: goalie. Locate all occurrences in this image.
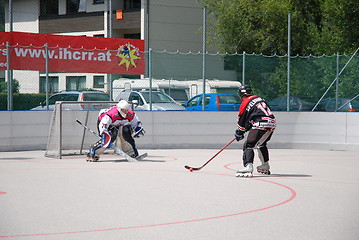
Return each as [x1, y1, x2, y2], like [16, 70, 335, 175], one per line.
[87, 100, 145, 162]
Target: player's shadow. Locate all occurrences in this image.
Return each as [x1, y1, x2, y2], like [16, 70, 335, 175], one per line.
[100, 157, 166, 163]
[0, 157, 34, 160]
[255, 173, 312, 178]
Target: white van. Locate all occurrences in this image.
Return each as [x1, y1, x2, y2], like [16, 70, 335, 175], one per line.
[112, 78, 241, 104]
[186, 79, 242, 98]
[155, 79, 190, 104]
[112, 78, 160, 99]
[112, 78, 189, 104]
[115, 90, 186, 111]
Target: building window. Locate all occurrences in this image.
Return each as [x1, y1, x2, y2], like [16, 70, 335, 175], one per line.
[67, 0, 86, 14]
[40, 77, 59, 93]
[67, 0, 79, 13]
[93, 76, 105, 88]
[93, 0, 104, 4]
[124, 0, 141, 10]
[40, 0, 59, 16]
[93, 34, 105, 38]
[124, 33, 141, 39]
[66, 76, 86, 90]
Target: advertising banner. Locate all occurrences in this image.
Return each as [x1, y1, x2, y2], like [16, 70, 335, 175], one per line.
[0, 31, 145, 75]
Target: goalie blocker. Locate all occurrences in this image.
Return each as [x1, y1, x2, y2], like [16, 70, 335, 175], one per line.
[87, 100, 145, 162]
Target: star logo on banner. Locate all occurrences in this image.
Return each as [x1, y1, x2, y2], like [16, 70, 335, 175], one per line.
[116, 43, 141, 71]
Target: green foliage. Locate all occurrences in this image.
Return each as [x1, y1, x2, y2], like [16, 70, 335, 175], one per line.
[202, 0, 359, 55]
[0, 93, 46, 110]
[0, 79, 20, 93]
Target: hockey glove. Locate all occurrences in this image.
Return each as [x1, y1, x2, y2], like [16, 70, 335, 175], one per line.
[234, 129, 244, 141]
[133, 126, 145, 138]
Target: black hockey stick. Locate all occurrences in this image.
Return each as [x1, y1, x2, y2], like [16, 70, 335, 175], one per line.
[76, 119, 100, 138]
[77, 119, 143, 139]
[184, 137, 236, 172]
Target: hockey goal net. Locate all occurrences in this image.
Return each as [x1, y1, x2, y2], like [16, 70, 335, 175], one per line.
[45, 101, 117, 158]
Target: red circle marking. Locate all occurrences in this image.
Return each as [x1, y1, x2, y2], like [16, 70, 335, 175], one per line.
[0, 171, 296, 238]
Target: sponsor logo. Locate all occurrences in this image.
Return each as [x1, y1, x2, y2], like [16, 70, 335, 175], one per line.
[116, 43, 141, 71]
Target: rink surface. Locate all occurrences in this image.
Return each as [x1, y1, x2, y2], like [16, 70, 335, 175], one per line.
[0, 147, 359, 240]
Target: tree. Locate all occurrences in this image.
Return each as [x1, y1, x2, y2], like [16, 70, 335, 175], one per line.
[0, 79, 20, 93]
[201, 0, 359, 55]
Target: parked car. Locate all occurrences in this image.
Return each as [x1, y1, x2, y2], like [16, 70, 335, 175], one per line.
[31, 91, 112, 110]
[182, 93, 241, 111]
[269, 96, 326, 111]
[115, 90, 186, 111]
[319, 98, 358, 112]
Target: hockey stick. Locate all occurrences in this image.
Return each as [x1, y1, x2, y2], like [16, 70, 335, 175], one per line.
[76, 119, 100, 138]
[77, 119, 143, 139]
[184, 137, 237, 172]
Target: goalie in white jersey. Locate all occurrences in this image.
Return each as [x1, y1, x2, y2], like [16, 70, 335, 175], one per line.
[87, 100, 145, 162]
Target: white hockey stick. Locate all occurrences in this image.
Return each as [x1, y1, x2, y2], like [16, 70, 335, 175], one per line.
[76, 119, 100, 138]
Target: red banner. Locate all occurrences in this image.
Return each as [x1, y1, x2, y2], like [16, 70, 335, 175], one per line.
[0, 31, 145, 75]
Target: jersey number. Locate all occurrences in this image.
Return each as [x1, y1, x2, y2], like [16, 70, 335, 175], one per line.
[256, 102, 272, 116]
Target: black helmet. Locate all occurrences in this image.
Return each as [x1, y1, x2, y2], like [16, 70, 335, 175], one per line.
[238, 84, 252, 98]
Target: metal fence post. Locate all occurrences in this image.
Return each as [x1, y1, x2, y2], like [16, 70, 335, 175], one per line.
[286, 13, 291, 111]
[6, 41, 12, 110]
[45, 43, 49, 109]
[149, 48, 152, 110]
[202, 6, 207, 111]
[335, 52, 339, 111]
[242, 51, 245, 84]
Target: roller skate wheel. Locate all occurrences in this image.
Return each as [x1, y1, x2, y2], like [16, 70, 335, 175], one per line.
[236, 172, 253, 178]
[257, 169, 271, 175]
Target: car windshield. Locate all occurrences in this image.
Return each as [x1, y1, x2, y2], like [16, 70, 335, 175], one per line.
[218, 95, 240, 104]
[163, 89, 188, 102]
[83, 93, 110, 101]
[48, 93, 78, 105]
[351, 99, 359, 109]
[141, 92, 175, 103]
[338, 98, 359, 111]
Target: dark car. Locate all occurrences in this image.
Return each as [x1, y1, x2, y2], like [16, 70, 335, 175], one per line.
[269, 96, 326, 111]
[31, 91, 112, 110]
[183, 93, 240, 111]
[320, 98, 359, 112]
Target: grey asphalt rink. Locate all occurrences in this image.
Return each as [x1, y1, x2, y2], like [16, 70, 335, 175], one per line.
[0, 147, 359, 240]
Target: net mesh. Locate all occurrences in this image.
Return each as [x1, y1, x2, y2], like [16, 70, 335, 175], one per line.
[45, 101, 116, 158]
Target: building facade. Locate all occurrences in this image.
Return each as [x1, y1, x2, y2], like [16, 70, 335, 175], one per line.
[3, 0, 234, 95]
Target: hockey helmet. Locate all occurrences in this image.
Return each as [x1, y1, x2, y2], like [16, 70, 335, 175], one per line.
[238, 84, 252, 98]
[117, 100, 131, 117]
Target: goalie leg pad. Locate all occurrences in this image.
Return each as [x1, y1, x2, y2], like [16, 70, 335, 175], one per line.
[118, 125, 139, 158]
[102, 131, 113, 149]
[122, 124, 134, 142]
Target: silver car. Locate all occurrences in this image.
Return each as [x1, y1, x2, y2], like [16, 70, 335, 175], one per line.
[31, 91, 113, 110]
[115, 90, 186, 111]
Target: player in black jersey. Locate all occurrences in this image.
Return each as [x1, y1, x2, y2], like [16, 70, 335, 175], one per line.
[234, 85, 276, 177]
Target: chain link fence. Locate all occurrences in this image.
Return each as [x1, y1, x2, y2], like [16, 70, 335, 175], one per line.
[1, 48, 358, 111]
[1, 0, 358, 112]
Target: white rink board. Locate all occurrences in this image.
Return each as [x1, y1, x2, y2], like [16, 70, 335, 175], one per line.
[0, 111, 358, 151]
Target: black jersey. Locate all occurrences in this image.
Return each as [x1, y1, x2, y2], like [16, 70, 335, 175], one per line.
[237, 95, 275, 132]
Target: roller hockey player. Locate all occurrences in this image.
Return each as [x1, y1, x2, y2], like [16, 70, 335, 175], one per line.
[87, 100, 146, 162]
[234, 85, 276, 177]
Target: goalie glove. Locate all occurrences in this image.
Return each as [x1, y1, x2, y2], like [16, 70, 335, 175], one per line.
[234, 129, 245, 141]
[133, 126, 145, 138]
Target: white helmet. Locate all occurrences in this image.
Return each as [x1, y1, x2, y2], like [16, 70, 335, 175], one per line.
[117, 100, 131, 117]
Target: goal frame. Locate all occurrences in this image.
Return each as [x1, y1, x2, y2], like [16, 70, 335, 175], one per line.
[45, 101, 118, 159]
